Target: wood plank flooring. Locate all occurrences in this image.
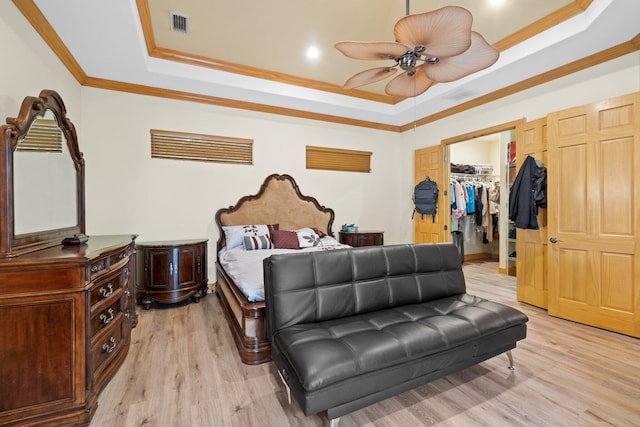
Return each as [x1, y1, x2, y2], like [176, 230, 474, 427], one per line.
[91, 261, 640, 426]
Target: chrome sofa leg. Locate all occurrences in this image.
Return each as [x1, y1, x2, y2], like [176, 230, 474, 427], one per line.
[506, 350, 515, 370]
[277, 369, 291, 405]
[328, 417, 341, 427]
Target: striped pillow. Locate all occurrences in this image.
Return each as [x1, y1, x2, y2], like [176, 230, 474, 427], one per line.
[222, 223, 279, 249]
[243, 234, 273, 250]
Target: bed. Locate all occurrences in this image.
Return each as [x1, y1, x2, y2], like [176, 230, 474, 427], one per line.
[215, 174, 347, 364]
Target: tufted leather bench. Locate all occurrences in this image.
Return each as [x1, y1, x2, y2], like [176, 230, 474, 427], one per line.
[264, 243, 528, 426]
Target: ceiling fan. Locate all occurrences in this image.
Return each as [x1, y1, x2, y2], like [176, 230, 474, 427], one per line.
[335, 4, 499, 97]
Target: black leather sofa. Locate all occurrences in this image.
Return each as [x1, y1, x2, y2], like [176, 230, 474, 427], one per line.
[264, 243, 528, 426]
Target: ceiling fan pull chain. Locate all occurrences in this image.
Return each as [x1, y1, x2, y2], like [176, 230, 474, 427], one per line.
[413, 80, 417, 131]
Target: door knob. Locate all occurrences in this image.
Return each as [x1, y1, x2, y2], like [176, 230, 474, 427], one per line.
[549, 237, 558, 244]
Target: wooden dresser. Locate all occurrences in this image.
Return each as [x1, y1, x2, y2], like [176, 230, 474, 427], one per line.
[0, 91, 138, 426]
[0, 235, 138, 426]
[136, 239, 208, 309]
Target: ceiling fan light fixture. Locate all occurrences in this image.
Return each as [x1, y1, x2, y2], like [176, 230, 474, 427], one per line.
[335, 6, 499, 97]
[397, 52, 419, 72]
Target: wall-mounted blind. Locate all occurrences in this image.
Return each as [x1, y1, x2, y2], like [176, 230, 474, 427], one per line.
[16, 119, 63, 153]
[151, 129, 253, 164]
[306, 145, 372, 173]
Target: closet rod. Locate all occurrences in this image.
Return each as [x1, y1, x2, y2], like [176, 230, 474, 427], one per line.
[450, 173, 498, 181]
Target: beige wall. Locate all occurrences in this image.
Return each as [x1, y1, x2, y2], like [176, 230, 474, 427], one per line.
[403, 52, 640, 151]
[2, 0, 640, 281]
[0, 2, 81, 130]
[80, 89, 406, 258]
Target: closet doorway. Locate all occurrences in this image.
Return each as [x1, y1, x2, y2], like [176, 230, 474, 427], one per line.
[442, 120, 523, 275]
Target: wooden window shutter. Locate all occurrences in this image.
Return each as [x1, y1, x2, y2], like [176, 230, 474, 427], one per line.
[306, 145, 371, 173]
[150, 129, 253, 165]
[16, 119, 63, 152]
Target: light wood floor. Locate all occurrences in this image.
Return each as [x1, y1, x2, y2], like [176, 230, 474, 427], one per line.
[91, 261, 640, 426]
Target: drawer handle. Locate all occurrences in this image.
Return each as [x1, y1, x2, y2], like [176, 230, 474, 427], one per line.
[118, 252, 126, 260]
[91, 264, 103, 273]
[169, 262, 174, 276]
[102, 337, 117, 354]
[99, 283, 113, 298]
[99, 308, 115, 325]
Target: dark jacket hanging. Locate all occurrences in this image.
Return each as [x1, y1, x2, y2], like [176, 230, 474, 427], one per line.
[508, 155, 547, 229]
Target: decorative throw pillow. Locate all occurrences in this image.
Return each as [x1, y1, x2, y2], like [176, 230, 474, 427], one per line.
[222, 224, 278, 250]
[272, 230, 300, 249]
[242, 234, 273, 251]
[296, 227, 320, 248]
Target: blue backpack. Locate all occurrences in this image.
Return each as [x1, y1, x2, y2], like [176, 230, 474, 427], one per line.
[412, 177, 439, 221]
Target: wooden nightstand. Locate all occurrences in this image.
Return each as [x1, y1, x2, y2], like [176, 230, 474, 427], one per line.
[339, 231, 384, 247]
[136, 239, 208, 309]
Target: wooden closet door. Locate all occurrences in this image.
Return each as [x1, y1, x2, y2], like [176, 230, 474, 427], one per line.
[547, 93, 640, 337]
[414, 145, 446, 243]
[516, 118, 548, 309]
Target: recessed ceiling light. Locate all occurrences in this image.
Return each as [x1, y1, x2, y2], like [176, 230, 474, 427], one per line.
[489, 0, 506, 6]
[306, 46, 320, 60]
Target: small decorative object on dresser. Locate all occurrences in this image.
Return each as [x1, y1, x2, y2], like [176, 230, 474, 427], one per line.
[136, 239, 209, 309]
[339, 230, 384, 247]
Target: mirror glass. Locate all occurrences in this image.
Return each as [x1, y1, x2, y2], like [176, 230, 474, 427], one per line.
[13, 108, 77, 235]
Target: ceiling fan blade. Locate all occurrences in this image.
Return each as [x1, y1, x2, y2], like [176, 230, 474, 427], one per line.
[424, 32, 499, 83]
[335, 41, 409, 60]
[342, 67, 398, 90]
[384, 66, 433, 97]
[394, 6, 472, 57]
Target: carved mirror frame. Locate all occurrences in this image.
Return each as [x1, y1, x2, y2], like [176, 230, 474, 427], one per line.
[0, 89, 85, 258]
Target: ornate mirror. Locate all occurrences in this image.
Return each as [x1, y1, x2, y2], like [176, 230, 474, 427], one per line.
[0, 89, 85, 258]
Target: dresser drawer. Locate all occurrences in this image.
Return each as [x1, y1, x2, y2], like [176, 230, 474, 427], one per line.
[110, 247, 130, 267]
[88, 246, 131, 281]
[90, 298, 122, 336]
[91, 315, 125, 375]
[88, 257, 108, 280]
[89, 270, 124, 307]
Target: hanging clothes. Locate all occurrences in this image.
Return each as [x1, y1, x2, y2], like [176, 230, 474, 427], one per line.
[450, 176, 499, 242]
[508, 155, 547, 229]
[451, 179, 466, 224]
[474, 185, 484, 226]
[465, 183, 475, 214]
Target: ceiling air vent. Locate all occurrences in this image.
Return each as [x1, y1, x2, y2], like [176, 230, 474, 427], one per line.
[170, 11, 189, 34]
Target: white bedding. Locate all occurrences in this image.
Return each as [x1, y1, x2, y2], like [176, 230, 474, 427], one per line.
[218, 236, 350, 302]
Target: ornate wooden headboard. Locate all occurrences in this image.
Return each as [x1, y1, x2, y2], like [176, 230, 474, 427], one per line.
[215, 174, 335, 252]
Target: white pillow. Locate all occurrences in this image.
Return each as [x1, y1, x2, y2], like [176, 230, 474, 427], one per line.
[243, 234, 273, 251]
[296, 227, 320, 248]
[222, 224, 278, 250]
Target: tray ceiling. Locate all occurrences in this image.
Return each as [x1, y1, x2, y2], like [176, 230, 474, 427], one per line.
[20, 0, 640, 130]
